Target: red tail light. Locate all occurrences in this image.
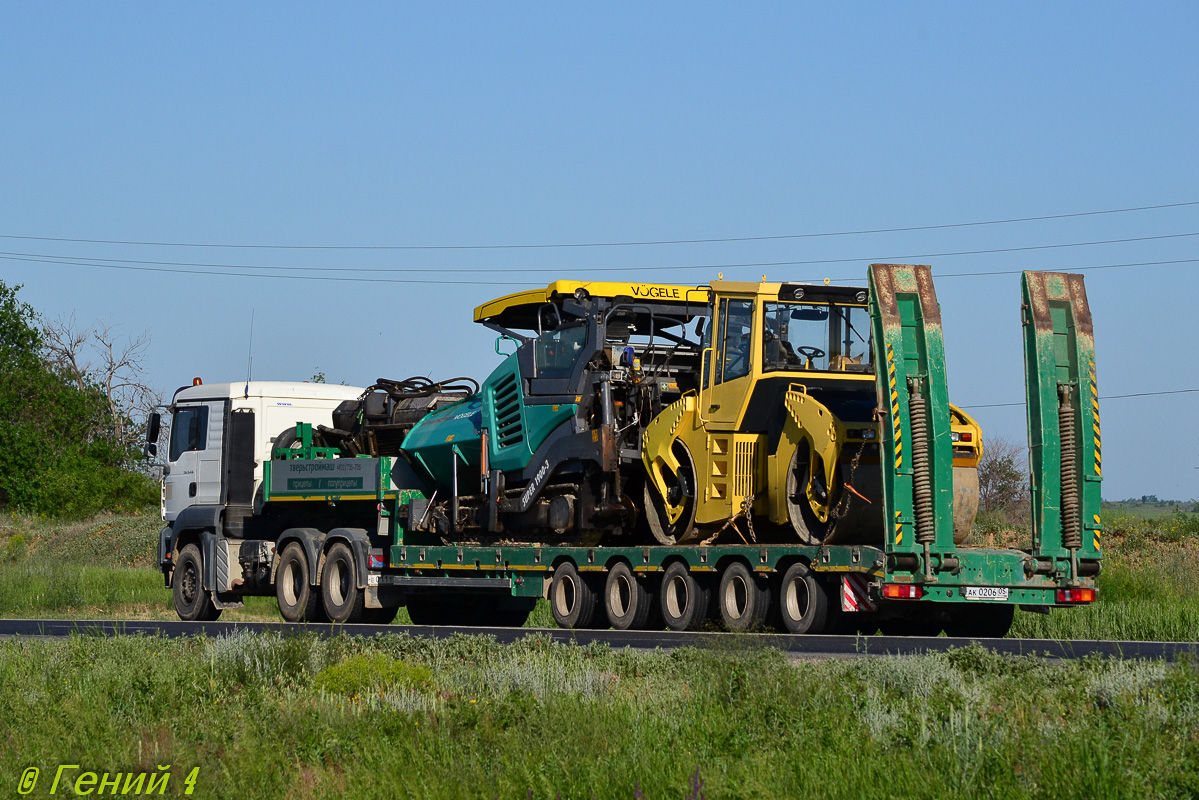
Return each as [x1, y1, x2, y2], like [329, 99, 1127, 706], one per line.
[1056, 588, 1096, 604]
[883, 584, 925, 599]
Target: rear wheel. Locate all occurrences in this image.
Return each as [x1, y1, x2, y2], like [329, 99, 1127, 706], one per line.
[660, 561, 710, 631]
[644, 442, 698, 545]
[605, 561, 657, 630]
[718, 561, 771, 632]
[321, 542, 365, 623]
[173, 543, 221, 621]
[275, 542, 325, 622]
[550, 562, 603, 629]
[778, 562, 833, 634]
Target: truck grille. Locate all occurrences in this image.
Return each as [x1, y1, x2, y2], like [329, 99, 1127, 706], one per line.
[492, 373, 524, 449]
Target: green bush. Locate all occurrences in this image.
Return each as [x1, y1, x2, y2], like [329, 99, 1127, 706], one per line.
[313, 653, 433, 696]
[3, 532, 26, 562]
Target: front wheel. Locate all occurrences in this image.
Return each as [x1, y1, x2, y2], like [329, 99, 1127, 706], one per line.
[321, 542, 365, 623]
[173, 543, 221, 622]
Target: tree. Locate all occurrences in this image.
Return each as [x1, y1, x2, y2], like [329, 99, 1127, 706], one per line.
[977, 434, 1030, 525]
[0, 281, 157, 517]
[43, 314, 162, 461]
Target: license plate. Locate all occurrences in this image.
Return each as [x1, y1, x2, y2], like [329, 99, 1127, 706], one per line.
[964, 586, 1009, 601]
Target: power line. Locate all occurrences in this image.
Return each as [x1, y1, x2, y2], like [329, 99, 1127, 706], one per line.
[960, 388, 1199, 410]
[0, 255, 514, 286]
[3, 231, 1198, 280]
[1, 200, 1196, 251]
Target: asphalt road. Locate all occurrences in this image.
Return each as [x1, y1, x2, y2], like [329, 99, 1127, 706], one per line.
[1, 619, 1196, 660]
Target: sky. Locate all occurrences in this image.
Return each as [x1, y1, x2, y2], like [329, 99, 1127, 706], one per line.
[1, 3, 1196, 500]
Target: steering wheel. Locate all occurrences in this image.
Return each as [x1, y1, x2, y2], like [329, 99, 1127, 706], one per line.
[795, 345, 826, 360]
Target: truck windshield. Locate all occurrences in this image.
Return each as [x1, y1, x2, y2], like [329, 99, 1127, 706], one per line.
[534, 323, 588, 378]
[762, 302, 873, 374]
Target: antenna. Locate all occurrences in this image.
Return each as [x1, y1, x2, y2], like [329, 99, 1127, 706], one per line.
[244, 310, 255, 398]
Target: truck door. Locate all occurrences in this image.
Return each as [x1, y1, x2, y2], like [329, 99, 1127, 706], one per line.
[164, 403, 209, 521]
[707, 297, 756, 427]
[193, 400, 226, 506]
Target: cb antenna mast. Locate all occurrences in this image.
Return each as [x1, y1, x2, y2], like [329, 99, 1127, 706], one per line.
[244, 310, 255, 398]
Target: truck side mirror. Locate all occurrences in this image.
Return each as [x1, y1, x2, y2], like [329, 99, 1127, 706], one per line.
[694, 317, 705, 338]
[143, 442, 158, 459]
[146, 411, 161, 444]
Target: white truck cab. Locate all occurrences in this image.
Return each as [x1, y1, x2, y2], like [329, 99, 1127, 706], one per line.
[161, 380, 365, 522]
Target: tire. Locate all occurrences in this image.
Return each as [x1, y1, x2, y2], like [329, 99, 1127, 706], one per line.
[321, 542, 365, 623]
[275, 542, 325, 623]
[718, 561, 771, 632]
[549, 562, 602, 629]
[943, 604, 1015, 639]
[604, 561, 657, 630]
[660, 561, 710, 632]
[778, 562, 833, 634]
[172, 543, 221, 622]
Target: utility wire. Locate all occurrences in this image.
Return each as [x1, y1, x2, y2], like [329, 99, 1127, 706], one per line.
[1, 200, 1196, 251]
[961, 388, 1199, 410]
[3, 231, 1198, 278]
[3, 252, 1196, 288]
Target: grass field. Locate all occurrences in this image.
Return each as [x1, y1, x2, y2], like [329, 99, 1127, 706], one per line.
[2, 509, 1198, 640]
[1, 631, 1198, 799]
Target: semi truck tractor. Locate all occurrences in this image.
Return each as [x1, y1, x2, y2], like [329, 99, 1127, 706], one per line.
[152, 266, 1101, 636]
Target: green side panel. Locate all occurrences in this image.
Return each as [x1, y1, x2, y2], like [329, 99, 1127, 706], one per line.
[400, 395, 482, 488]
[482, 353, 533, 473]
[480, 352, 576, 473]
[868, 264, 956, 558]
[1021, 271, 1102, 559]
[525, 403, 577, 453]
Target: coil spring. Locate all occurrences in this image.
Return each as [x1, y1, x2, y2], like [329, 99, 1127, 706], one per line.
[1059, 391, 1082, 549]
[908, 385, 935, 544]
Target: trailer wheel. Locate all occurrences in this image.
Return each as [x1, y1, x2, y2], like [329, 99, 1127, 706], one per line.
[550, 562, 601, 629]
[718, 562, 770, 632]
[321, 542, 365, 623]
[778, 562, 832, 634]
[173, 544, 221, 622]
[660, 562, 710, 631]
[943, 604, 1015, 639]
[275, 542, 325, 622]
[605, 562, 657, 630]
